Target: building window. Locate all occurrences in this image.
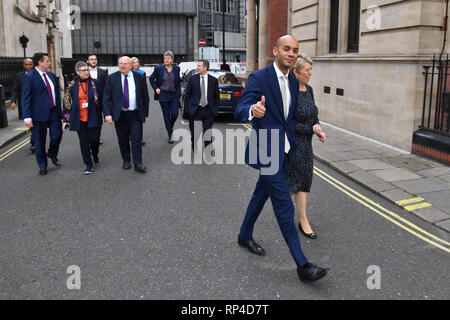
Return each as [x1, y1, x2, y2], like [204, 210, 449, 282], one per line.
[347, 0, 360, 52]
[213, 0, 236, 14]
[329, 0, 339, 53]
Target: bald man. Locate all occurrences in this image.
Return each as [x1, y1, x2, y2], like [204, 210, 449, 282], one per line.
[103, 56, 149, 173]
[11, 58, 35, 151]
[234, 35, 330, 282]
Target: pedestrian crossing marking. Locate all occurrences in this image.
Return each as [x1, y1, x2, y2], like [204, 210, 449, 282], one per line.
[395, 197, 424, 206]
[404, 202, 432, 212]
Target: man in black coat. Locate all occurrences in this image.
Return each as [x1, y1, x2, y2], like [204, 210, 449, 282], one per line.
[11, 58, 35, 152]
[87, 54, 108, 144]
[185, 59, 219, 152]
[87, 54, 108, 89]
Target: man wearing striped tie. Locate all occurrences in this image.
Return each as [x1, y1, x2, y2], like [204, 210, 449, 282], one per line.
[21, 53, 64, 175]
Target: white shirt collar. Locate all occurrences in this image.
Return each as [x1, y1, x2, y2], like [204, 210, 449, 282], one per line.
[273, 62, 289, 79]
[121, 71, 133, 78]
[35, 67, 47, 76]
[89, 66, 97, 71]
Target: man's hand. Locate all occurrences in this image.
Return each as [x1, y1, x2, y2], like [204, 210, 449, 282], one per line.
[105, 116, 113, 124]
[24, 119, 33, 128]
[10, 103, 16, 110]
[156, 88, 161, 95]
[251, 96, 266, 118]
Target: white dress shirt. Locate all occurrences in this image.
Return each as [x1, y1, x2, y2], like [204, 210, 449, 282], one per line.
[199, 73, 208, 106]
[248, 62, 291, 120]
[36, 67, 56, 106]
[89, 67, 98, 79]
[121, 71, 137, 111]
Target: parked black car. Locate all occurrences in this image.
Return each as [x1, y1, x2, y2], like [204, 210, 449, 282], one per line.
[180, 69, 244, 119]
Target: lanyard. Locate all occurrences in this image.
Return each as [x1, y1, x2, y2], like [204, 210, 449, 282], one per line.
[80, 80, 88, 101]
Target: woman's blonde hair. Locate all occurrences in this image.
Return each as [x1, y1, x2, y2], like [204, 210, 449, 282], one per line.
[291, 54, 313, 73]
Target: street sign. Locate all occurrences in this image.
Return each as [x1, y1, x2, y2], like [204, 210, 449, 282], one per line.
[199, 39, 206, 47]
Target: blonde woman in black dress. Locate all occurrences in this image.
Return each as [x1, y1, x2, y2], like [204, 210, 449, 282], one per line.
[285, 54, 326, 239]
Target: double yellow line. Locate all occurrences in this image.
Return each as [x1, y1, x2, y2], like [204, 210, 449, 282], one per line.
[313, 166, 450, 253]
[0, 137, 30, 162]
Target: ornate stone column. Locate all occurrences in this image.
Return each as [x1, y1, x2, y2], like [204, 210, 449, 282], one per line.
[258, 0, 270, 68]
[246, 0, 257, 75]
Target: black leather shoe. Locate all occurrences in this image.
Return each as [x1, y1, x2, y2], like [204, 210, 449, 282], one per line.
[297, 263, 330, 282]
[39, 168, 47, 175]
[47, 154, 61, 166]
[238, 235, 266, 256]
[168, 137, 174, 144]
[134, 163, 147, 173]
[299, 223, 317, 239]
[141, 141, 146, 146]
[122, 161, 131, 169]
[30, 145, 35, 153]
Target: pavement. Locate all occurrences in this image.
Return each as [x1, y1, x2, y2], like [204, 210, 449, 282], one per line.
[1, 103, 449, 234]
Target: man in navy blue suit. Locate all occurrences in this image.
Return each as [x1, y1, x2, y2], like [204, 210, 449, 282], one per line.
[21, 53, 63, 175]
[185, 59, 219, 152]
[234, 35, 329, 282]
[103, 56, 149, 173]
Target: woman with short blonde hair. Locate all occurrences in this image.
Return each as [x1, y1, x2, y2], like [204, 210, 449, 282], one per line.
[286, 54, 326, 239]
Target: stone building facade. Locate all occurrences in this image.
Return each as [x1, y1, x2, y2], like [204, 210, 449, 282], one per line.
[246, 0, 449, 158]
[288, 0, 448, 153]
[0, 0, 72, 77]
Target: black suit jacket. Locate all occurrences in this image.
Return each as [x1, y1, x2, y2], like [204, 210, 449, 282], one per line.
[11, 71, 25, 107]
[97, 67, 108, 89]
[103, 70, 149, 123]
[185, 73, 219, 117]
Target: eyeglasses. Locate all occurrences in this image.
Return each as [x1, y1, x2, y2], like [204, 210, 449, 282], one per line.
[78, 69, 89, 72]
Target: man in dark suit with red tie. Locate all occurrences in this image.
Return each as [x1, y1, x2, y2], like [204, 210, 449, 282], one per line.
[21, 52, 63, 175]
[185, 59, 219, 152]
[103, 56, 149, 173]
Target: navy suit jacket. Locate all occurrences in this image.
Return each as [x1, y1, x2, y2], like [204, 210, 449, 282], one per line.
[21, 68, 63, 121]
[64, 78, 103, 132]
[234, 64, 300, 171]
[149, 64, 181, 100]
[103, 70, 150, 122]
[185, 73, 220, 117]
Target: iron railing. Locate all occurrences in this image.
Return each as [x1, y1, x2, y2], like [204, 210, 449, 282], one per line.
[422, 54, 450, 135]
[0, 57, 23, 100]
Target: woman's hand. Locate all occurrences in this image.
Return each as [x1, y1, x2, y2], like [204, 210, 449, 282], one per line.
[317, 131, 326, 143]
[313, 124, 322, 134]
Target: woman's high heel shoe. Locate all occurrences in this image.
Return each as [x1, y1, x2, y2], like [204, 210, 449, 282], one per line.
[298, 223, 317, 239]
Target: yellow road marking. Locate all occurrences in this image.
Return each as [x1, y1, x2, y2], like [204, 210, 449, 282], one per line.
[404, 202, 432, 212]
[0, 138, 30, 162]
[14, 127, 30, 131]
[395, 197, 424, 206]
[313, 166, 450, 252]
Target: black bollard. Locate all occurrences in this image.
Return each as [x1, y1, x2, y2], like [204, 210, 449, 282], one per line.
[0, 84, 8, 128]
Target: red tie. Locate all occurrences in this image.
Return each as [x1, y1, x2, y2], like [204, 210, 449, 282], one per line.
[42, 73, 55, 109]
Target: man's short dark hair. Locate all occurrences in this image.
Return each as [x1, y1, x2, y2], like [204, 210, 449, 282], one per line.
[32, 52, 48, 67]
[199, 59, 210, 70]
[87, 54, 97, 60]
